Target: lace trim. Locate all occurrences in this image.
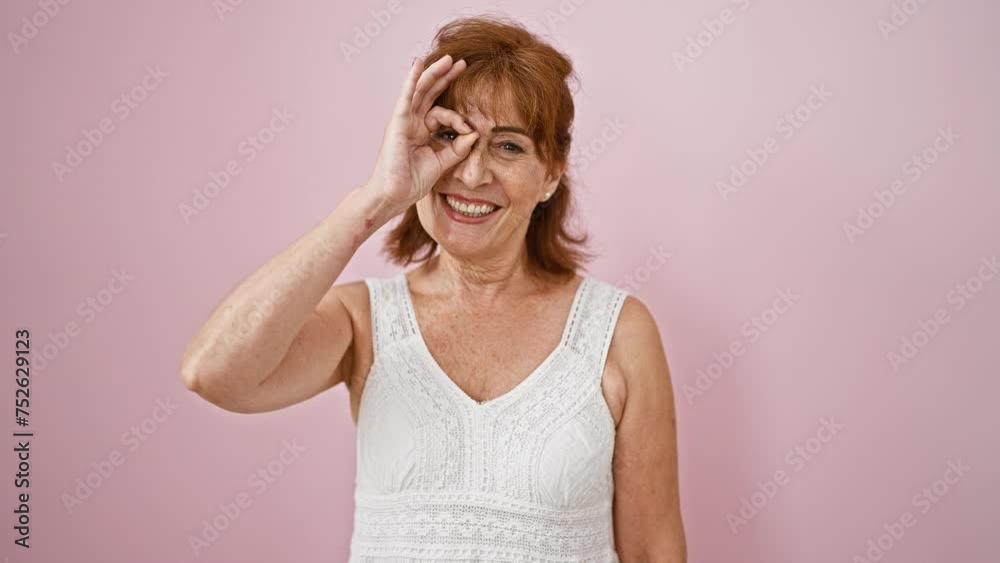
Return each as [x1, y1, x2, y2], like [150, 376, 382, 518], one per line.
[354, 274, 629, 562]
[364, 276, 419, 356]
[351, 490, 615, 561]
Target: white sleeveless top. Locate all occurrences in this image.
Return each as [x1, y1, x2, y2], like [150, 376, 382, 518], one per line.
[350, 272, 628, 562]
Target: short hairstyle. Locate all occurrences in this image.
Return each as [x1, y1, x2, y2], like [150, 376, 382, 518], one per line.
[383, 15, 594, 281]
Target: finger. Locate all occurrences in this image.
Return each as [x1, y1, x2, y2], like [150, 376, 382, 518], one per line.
[411, 54, 455, 116]
[425, 106, 472, 135]
[417, 59, 466, 117]
[435, 130, 479, 171]
[393, 57, 424, 117]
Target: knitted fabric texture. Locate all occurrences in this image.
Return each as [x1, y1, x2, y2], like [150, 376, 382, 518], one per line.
[349, 273, 628, 562]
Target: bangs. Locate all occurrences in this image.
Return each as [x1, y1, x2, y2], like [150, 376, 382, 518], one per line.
[436, 68, 542, 148]
[422, 16, 575, 170]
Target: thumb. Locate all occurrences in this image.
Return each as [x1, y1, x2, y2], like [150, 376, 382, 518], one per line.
[435, 131, 479, 170]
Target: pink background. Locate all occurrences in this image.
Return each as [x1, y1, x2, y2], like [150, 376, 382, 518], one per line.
[2, 0, 998, 561]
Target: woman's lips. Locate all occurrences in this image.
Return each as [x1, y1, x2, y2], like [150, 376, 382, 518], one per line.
[440, 191, 499, 206]
[438, 192, 499, 224]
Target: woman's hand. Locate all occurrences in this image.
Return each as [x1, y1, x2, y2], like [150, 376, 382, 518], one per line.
[366, 54, 480, 218]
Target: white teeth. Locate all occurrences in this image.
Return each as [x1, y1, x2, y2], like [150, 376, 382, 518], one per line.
[445, 195, 496, 217]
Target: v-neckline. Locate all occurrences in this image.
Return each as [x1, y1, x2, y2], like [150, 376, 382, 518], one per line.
[398, 272, 589, 410]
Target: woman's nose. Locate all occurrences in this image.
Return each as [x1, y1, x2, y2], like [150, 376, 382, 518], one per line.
[453, 145, 491, 187]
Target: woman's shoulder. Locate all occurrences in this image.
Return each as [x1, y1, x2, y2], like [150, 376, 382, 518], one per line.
[572, 274, 661, 358]
[322, 277, 382, 393]
[333, 271, 403, 302]
[613, 293, 661, 345]
[330, 277, 376, 308]
[599, 285, 668, 382]
[581, 276, 654, 339]
[324, 277, 384, 344]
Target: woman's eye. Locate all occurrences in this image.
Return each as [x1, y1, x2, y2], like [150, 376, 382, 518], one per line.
[435, 128, 458, 142]
[499, 141, 524, 153]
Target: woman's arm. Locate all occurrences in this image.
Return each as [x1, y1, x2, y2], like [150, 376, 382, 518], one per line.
[179, 188, 394, 413]
[180, 54, 478, 414]
[610, 296, 687, 562]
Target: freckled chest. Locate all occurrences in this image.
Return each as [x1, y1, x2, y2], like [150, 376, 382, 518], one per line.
[412, 289, 574, 403]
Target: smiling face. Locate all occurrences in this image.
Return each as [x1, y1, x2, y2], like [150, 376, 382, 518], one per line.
[415, 104, 562, 262]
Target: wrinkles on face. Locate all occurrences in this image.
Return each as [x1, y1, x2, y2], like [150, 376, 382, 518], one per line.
[417, 105, 556, 259]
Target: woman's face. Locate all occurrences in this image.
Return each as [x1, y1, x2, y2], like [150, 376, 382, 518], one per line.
[415, 105, 561, 262]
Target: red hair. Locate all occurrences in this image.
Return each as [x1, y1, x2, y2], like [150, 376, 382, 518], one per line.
[383, 15, 593, 282]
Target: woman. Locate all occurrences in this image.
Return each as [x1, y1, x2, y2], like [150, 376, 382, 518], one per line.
[181, 16, 686, 563]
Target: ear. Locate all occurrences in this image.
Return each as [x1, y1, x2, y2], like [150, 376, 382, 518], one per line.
[541, 161, 567, 201]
